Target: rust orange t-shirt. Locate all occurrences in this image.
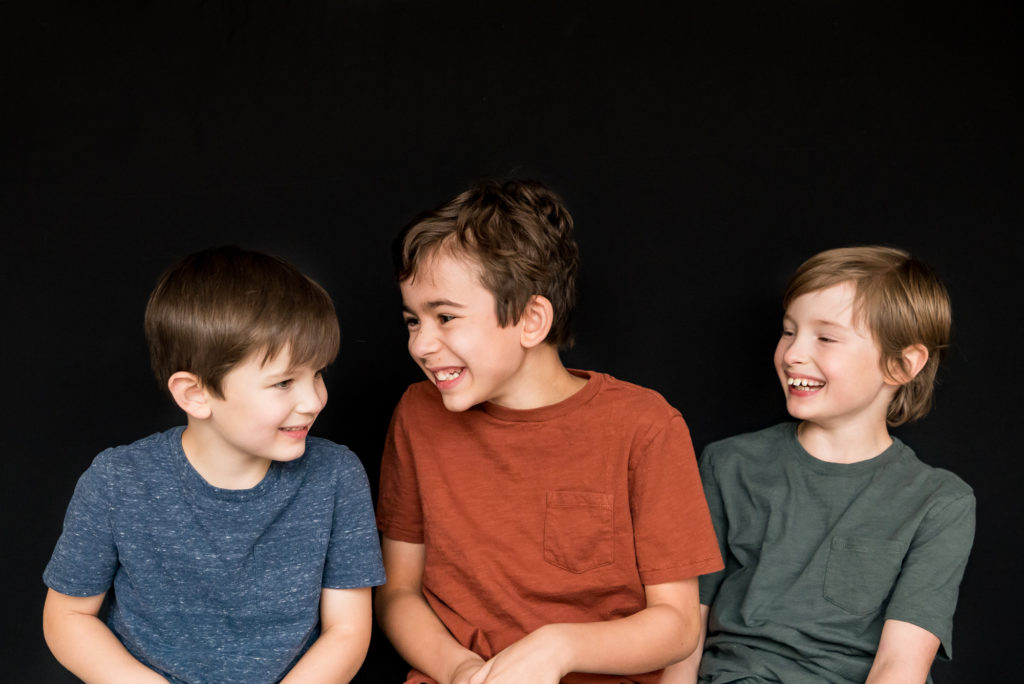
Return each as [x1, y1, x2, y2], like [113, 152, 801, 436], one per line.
[376, 371, 723, 684]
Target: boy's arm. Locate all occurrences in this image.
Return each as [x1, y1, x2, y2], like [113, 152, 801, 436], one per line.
[280, 586, 374, 683]
[659, 603, 710, 684]
[375, 536, 486, 684]
[864, 619, 940, 684]
[42, 588, 167, 683]
[468, 578, 701, 684]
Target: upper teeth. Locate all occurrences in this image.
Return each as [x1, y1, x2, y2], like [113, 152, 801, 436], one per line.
[788, 377, 824, 387]
[436, 369, 462, 381]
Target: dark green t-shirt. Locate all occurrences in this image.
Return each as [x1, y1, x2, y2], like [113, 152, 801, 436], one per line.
[698, 423, 974, 684]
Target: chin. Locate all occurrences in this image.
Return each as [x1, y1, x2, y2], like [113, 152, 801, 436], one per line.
[440, 398, 472, 413]
[439, 392, 479, 413]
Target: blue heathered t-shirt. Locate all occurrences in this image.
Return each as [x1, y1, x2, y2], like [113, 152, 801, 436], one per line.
[44, 427, 385, 683]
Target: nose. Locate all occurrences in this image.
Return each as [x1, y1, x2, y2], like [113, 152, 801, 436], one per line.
[780, 333, 808, 366]
[296, 378, 327, 415]
[408, 323, 440, 360]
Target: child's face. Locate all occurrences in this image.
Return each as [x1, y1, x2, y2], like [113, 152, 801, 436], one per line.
[203, 349, 328, 465]
[773, 281, 897, 432]
[400, 252, 530, 412]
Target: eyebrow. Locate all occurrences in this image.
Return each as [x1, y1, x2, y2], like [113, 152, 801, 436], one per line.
[402, 299, 466, 313]
[783, 314, 847, 329]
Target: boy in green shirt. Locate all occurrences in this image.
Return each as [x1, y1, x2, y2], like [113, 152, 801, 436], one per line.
[670, 246, 974, 684]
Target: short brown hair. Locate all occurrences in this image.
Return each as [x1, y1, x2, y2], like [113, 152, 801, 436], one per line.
[145, 246, 340, 397]
[783, 246, 951, 426]
[393, 179, 580, 348]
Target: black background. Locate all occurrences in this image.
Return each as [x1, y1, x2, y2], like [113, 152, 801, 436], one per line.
[4, 2, 1020, 682]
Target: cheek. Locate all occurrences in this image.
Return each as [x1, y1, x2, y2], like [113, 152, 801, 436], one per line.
[772, 341, 786, 369]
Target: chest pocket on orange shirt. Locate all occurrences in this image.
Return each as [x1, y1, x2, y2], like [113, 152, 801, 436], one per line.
[543, 491, 614, 573]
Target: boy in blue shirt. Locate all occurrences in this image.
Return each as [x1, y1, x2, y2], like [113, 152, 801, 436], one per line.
[43, 246, 385, 683]
[670, 246, 975, 684]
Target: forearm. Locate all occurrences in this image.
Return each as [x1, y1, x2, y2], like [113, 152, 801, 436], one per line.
[660, 604, 709, 684]
[551, 600, 700, 676]
[865, 659, 929, 684]
[376, 586, 483, 684]
[43, 603, 164, 683]
[280, 620, 371, 684]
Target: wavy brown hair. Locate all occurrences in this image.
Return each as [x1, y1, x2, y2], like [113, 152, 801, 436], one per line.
[394, 179, 580, 348]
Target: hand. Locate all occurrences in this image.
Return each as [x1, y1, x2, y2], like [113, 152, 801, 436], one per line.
[449, 655, 487, 684]
[468, 625, 570, 684]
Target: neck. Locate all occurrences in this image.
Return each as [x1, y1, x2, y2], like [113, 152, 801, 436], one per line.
[180, 425, 272, 489]
[494, 345, 587, 410]
[796, 419, 894, 464]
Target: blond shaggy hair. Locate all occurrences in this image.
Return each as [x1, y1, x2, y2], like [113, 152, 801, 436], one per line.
[783, 246, 951, 426]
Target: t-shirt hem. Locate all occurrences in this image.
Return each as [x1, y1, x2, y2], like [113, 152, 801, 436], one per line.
[42, 573, 110, 598]
[883, 612, 952, 659]
[378, 522, 424, 544]
[640, 556, 725, 585]
[323, 574, 388, 590]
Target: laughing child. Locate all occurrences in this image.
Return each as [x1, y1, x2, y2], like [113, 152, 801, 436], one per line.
[43, 246, 385, 683]
[375, 179, 724, 684]
[669, 246, 975, 684]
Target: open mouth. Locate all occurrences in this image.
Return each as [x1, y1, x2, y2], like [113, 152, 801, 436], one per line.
[787, 377, 824, 390]
[434, 368, 463, 382]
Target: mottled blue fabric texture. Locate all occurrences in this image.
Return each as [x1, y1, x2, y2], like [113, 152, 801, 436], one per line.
[44, 427, 385, 683]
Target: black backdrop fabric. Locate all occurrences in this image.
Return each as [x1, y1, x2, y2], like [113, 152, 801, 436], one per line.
[4, 3, 1020, 682]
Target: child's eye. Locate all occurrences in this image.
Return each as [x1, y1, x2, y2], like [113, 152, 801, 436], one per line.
[403, 316, 419, 329]
[818, 336, 836, 343]
[314, 368, 327, 380]
[439, 314, 455, 324]
[780, 329, 794, 337]
[275, 379, 293, 389]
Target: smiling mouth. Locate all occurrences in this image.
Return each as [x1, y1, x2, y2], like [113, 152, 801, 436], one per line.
[434, 368, 463, 382]
[787, 377, 825, 390]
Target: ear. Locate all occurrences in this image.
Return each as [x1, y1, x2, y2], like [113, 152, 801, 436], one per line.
[519, 295, 554, 349]
[167, 371, 213, 419]
[886, 344, 930, 385]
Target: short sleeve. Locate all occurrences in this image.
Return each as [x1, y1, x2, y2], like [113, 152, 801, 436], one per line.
[376, 395, 425, 543]
[884, 488, 975, 659]
[697, 445, 729, 605]
[323, 447, 386, 589]
[43, 453, 120, 597]
[629, 412, 723, 586]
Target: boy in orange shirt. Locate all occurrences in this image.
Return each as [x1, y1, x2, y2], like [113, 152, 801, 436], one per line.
[375, 179, 723, 684]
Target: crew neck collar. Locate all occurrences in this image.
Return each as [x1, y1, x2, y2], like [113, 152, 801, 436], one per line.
[786, 422, 906, 476]
[479, 370, 599, 423]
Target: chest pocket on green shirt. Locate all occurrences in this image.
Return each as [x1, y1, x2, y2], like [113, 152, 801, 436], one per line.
[823, 536, 905, 615]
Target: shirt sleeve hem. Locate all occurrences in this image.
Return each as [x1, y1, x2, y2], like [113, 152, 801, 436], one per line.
[882, 612, 953, 660]
[322, 574, 388, 590]
[639, 556, 726, 586]
[42, 573, 111, 598]
[378, 523, 424, 544]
